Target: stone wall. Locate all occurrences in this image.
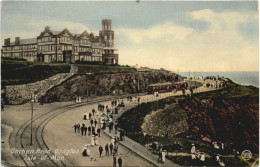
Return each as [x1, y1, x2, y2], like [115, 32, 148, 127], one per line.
[5, 73, 73, 104]
[39, 71, 181, 103]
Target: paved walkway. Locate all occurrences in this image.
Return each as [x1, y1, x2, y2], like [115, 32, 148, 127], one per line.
[104, 128, 179, 167]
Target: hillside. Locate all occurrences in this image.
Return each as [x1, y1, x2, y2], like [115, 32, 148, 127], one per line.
[1, 57, 136, 87]
[117, 79, 258, 166]
[1, 57, 70, 86]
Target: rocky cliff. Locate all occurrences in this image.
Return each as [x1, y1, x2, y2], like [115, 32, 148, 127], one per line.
[39, 72, 180, 103]
[179, 96, 259, 153]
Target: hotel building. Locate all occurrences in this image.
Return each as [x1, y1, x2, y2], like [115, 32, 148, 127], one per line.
[2, 19, 118, 64]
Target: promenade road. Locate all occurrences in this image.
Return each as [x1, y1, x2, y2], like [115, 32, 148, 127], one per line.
[2, 79, 220, 166]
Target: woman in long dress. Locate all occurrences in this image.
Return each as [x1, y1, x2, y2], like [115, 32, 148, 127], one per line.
[162, 150, 166, 163]
[91, 135, 95, 146]
[95, 135, 99, 145]
[82, 145, 88, 156]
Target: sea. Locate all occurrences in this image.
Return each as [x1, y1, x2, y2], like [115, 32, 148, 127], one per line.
[179, 71, 259, 88]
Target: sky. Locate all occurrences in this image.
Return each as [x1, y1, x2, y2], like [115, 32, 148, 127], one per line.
[1, 1, 259, 72]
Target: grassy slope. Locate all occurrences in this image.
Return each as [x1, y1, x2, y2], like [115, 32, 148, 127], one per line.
[1, 57, 137, 86]
[1, 57, 70, 86]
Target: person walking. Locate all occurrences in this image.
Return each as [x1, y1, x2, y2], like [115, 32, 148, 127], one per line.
[99, 145, 103, 157]
[89, 112, 92, 120]
[84, 126, 87, 136]
[113, 156, 117, 167]
[105, 144, 109, 156]
[92, 126, 95, 135]
[94, 119, 98, 127]
[77, 123, 80, 133]
[72, 124, 77, 133]
[162, 150, 166, 163]
[81, 126, 84, 136]
[90, 119, 94, 126]
[97, 128, 101, 137]
[92, 108, 95, 116]
[94, 135, 99, 146]
[118, 156, 122, 167]
[113, 145, 118, 156]
[110, 143, 114, 155]
[91, 135, 95, 146]
[88, 126, 91, 136]
[111, 137, 115, 146]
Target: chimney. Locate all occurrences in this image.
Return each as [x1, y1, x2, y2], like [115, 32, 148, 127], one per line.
[4, 38, 10, 46]
[15, 37, 20, 45]
[45, 26, 50, 31]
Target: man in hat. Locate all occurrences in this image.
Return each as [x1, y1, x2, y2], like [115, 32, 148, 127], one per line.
[89, 112, 92, 120]
[110, 143, 114, 155]
[105, 143, 109, 156]
[97, 128, 101, 137]
[88, 126, 91, 136]
[99, 145, 103, 157]
[72, 124, 77, 133]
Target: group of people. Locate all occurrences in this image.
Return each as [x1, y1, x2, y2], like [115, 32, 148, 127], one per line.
[72, 123, 101, 137]
[190, 142, 226, 166]
[191, 143, 206, 162]
[79, 100, 126, 166]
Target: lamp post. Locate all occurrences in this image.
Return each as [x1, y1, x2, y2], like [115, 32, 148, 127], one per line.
[30, 94, 35, 146]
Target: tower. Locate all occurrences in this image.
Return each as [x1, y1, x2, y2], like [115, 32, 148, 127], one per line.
[99, 19, 114, 47]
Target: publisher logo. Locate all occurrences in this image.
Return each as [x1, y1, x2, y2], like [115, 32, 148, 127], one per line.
[241, 150, 252, 160]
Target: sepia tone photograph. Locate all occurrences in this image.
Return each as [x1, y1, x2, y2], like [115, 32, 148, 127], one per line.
[0, 0, 259, 167]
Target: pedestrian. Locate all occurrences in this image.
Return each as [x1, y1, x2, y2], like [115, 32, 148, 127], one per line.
[90, 119, 94, 126]
[92, 126, 95, 135]
[162, 150, 166, 163]
[94, 119, 98, 127]
[94, 135, 99, 146]
[105, 144, 109, 156]
[97, 128, 101, 137]
[84, 126, 87, 136]
[99, 145, 103, 157]
[91, 135, 95, 146]
[89, 112, 92, 120]
[82, 145, 88, 157]
[77, 123, 80, 133]
[111, 137, 115, 146]
[81, 126, 84, 136]
[118, 156, 122, 167]
[110, 143, 113, 155]
[88, 126, 91, 136]
[92, 108, 95, 116]
[113, 156, 117, 167]
[191, 143, 196, 154]
[113, 145, 118, 156]
[72, 124, 77, 133]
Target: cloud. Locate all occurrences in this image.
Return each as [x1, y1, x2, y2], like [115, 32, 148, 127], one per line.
[117, 9, 258, 72]
[1, 15, 96, 42]
[118, 21, 193, 43]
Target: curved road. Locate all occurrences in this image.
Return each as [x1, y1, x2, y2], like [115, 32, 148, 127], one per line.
[6, 79, 218, 166]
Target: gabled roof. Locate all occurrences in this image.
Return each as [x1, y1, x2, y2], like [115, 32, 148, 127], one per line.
[10, 38, 37, 46]
[51, 31, 62, 35]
